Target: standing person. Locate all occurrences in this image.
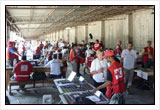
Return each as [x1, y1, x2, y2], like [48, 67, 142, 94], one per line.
[120, 42, 137, 94]
[12, 41, 20, 63]
[69, 44, 77, 72]
[34, 46, 41, 59]
[93, 39, 101, 52]
[12, 56, 33, 90]
[6, 41, 21, 67]
[100, 41, 104, 50]
[115, 40, 122, 56]
[90, 49, 108, 94]
[74, 44, 82, 77]
[39, 41, 44, 50]
[93, 50, 125, 104]
[22, 44, 26, 56]
[142, 41, 154, 68]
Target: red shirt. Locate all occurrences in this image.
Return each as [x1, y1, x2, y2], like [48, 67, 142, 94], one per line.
[35, 47, 40, 55]
[106, 61, 125, 99]
[14, 61, 33, 81]
[39, 43, 44, 48]
[94, 42, 101, 51]
[87, 56, 96, 67]
[115, 44, 122, 55]
[69, 48, 75, 61]
[22, 46, 26, 52]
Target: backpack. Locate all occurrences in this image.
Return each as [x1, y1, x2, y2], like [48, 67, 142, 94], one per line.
[31, 72, 47, 87]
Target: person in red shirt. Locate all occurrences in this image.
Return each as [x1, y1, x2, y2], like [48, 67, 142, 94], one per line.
[22, 45, 26, 56]
[115, 40, 122, 56]
[34, 46, 41, 59]
[93, 39, 101, 52]
[12, 56, 33, 90]
[87, 52, 96, 69]
[142, 41, 154, 68]
[93, 50, 125, 104]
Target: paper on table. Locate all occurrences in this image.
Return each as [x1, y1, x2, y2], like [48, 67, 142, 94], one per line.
[86, 96, 100, 102]
[137, 70, 148, 80]
[67, 71, 76, 82]
[141, 72, 148, 80]
[94, 90, 102, 98]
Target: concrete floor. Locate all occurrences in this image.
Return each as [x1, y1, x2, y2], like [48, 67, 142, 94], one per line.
[6, 63, 154, 104]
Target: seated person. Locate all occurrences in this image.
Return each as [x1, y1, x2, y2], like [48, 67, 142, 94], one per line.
[45, 54, 63, 79]
[12, 56, 33, 90]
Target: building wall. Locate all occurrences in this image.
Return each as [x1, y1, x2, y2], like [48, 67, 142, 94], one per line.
[41, 9, 154, 52]
[69, 27, 76, 43]
[88, 21, 102, 43]
[77, 26, 85, 43]
[104, 15, 129, 49]
[132, 9, 154, 52]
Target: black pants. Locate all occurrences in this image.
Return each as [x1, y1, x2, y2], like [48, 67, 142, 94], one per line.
[48, 74, 62, 79]
[7, 59, 13, 67]
[93, 80, 106, 95]
[76, 62, 81, 77]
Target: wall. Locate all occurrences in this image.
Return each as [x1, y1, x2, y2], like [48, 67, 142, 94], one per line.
[88, 21, 102, 43]
[132, 9, 154, 52]
[41, 9, 154, 52]
[105, 15, 129, 49]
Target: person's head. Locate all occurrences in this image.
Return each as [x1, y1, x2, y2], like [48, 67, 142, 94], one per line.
[8, 41, 13, 47]
[22, 55, 27, 61]
[81, 40, 85, 44]
[53, 54, 57, 59]
[104, 50, 115, 63]
[96, 39, 99, 43]
[96, 49, 104, 61]
[118, 40, 122, 45]
[127, 42, 133, 51]
[147, 41, 152, 47]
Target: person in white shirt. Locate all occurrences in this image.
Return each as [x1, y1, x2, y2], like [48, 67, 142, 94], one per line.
[90, 49, 108, 94]
[120, 42, 137, 93]
[45, 54, 63, 79]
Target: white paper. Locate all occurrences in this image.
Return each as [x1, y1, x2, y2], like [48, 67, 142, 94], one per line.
[79, 76, 85, 82]
[86, 96, 100, 102]
[136, 70, 148, 80]
[67, 71, 76, 82]
[94, 90, 102, 98]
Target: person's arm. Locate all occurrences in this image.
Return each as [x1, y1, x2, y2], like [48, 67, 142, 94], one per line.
[45, 61, 51, 68]
[93, 81, 111, 93]
[120, 50, 124, 65]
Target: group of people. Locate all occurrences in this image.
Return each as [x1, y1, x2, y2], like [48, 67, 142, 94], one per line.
[6, 37, 154, 104]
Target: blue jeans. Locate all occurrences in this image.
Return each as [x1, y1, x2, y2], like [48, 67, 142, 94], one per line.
[144, 59, 153, 68]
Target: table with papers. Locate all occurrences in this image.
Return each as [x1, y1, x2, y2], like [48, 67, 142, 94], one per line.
[54, 77, 109, 104]
[134, 69, 154, 90]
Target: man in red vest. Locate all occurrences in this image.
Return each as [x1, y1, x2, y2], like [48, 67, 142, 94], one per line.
[93, 39, 101, 52]
[142, 41, 154, 68]
[115, 40, 122, 56]
[93, 50, 125, 104]
[12, 56, 33, 90]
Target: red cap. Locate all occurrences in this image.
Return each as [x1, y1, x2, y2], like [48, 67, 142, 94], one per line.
[8, 41, 13, 47]
[104, 50, 114, 58]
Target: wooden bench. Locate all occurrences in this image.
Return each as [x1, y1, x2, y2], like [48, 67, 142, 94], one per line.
[9, 79, 53, 95]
